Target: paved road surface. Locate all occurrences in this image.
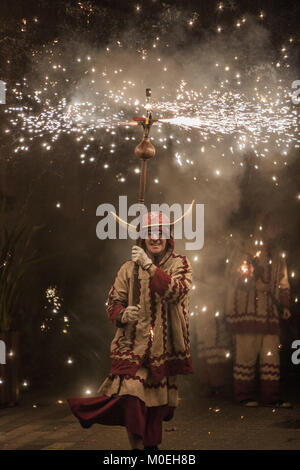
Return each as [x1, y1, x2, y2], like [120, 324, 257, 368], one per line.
[0, 376, 300, 450]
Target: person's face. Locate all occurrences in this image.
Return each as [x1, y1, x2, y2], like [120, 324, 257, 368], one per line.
[145, 229, 167, 256]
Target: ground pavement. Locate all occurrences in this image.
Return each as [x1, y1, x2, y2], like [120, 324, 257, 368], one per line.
[1, 376, 300, 450]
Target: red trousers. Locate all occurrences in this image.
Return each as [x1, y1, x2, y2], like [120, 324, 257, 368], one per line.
[67, 394, 175, 447]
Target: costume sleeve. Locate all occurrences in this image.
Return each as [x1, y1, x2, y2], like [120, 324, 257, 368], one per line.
[150, 255, 192, 303]
[278, 259, 291, 309]
[106, 262, 130, 327]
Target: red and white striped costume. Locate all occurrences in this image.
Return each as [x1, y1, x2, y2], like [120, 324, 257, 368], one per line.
[68, 240, 193, 446]
[225, 234, 290, 404]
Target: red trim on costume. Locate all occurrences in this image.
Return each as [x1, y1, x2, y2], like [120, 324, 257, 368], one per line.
[260, 365, 280, 379]
[150, 358, 194, 382]
[234, 370, 255, 378]
[129, 278, 140, 348]
[110, 357, 194, 382]
[234, 363, 255, 370]
[115, 329, 126, 350]
[226, 318, 280, 335]
[150, 254, 190, 302]
[147, 350, 191, 362]
[111, 358, 140, 376]
[108, 374, 178, 390]
[150, 267, 171, 296]
[109, 304, 126, 327]
[67, 395, 175, 447]
[180, 300, 189, 353]
[161, 302, 168, 356]
[111, 349, 142, 360]
[260, 363, 280, 369]
[111, 348, 191, 362]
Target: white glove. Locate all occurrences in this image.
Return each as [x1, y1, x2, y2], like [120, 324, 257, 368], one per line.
[121, 305, 141, 324]
[132, 245, 152, 270]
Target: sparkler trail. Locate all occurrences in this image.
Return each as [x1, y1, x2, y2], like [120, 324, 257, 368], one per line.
[2, 4, 299, 180]
[1, 7, 299, 199]
[158, 89, 298, 142]
[5, 77, 299, 160]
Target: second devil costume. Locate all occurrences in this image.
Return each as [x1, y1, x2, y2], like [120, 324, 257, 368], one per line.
[225, 232, 290, 405]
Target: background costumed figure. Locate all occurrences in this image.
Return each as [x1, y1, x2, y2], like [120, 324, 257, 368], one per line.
[225, 214, 292, 407]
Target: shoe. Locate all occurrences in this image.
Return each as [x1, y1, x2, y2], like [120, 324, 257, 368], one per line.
[240, 400, 259, 407]
[265, 400, 293, 409]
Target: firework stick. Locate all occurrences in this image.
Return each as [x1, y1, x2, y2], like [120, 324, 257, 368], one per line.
[129, 158, 148, 306]
[131, 124, 156, 307]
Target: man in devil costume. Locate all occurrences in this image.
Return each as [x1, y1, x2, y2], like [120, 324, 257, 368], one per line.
[225, 213, 292, 408]
[68, 211, 193, 450]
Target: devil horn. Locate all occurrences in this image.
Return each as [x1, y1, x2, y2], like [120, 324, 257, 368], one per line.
[111, 212, 137, 232]
[171, 200, 195, 226]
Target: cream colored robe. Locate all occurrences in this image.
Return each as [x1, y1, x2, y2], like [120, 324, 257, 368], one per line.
[98, 245, 194, 407]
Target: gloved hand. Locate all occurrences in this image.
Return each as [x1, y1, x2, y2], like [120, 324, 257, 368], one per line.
[121, 305, 141, 324]
[132, 245, 152, 270]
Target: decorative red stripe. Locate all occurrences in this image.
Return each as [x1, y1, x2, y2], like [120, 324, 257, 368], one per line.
[151, 267, 171, 296]
[111, 349, 142, 360]
[260, 363, 280, 369]
[161, 302, 168, 356]
[115, 329, 126, 350]
[67, 395, 175, 447]
[129, 279, 140, 349]
[233, 370, 255, 378]
[111, 358, 193, 383]
[111, 358, 140, 376]
[150, 358, 194, 382]
[109, 304, 126, 327]
[108, 374, 178, 390]
[260, 372, 280, 378]
[234, 363, 255, 370]
[165, 278, 177, 303]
